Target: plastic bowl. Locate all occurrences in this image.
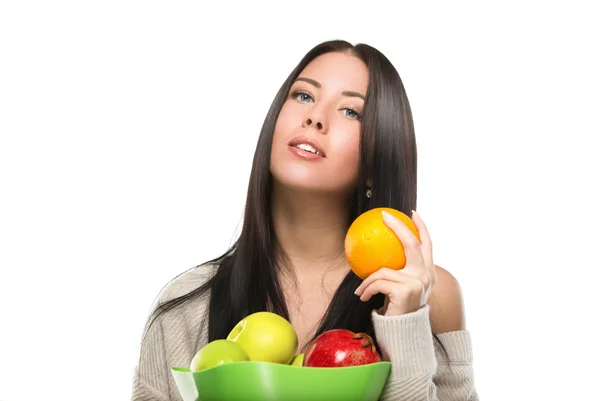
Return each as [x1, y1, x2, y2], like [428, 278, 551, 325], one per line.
[171, 361, 391, 401]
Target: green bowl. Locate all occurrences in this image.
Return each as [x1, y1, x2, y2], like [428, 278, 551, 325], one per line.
[171, 361, 391, 401]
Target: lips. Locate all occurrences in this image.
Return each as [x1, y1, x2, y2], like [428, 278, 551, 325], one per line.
[288, 135, 326, 157]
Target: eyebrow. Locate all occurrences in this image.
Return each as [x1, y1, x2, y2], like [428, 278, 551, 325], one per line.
[294, 77, 365, 101]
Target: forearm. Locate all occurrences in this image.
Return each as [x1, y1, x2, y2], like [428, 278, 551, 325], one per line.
[372, 306, 478, 401]
[373, 305, 438, 400]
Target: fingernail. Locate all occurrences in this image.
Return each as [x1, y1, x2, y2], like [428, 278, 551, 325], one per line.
[382, 210, 393, 220]
[412, 210, 419, 218]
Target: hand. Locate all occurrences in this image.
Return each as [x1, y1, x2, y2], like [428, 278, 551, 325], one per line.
[354, 210, 437, 316]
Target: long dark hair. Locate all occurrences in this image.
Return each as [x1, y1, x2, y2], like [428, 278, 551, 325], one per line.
[147, 39, 447, 358]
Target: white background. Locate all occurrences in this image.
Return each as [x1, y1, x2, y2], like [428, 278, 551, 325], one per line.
[1, 1, 598, 400]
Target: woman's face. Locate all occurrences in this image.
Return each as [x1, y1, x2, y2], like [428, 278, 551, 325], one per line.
[270, 52, 369, 196]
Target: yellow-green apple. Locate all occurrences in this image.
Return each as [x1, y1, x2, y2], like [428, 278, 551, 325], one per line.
[289, 353, 304, 366]
[189, 339, 249, 372]
[226, 311, 298, 364]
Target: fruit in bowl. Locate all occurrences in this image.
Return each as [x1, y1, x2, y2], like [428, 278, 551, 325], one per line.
[189, 339, 249, 372]
[172, 359, 391, 401]
[173, 313, 391, 401]
[303, 329, 381, 367]
[289, 353, 304, 366]
[226, 311, 298, 365]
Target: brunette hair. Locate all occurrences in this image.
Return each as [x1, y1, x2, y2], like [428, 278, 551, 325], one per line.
[147, 39, 447, 359]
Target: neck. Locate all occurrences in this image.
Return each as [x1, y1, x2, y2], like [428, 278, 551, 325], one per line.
[270, 182, 351, 275]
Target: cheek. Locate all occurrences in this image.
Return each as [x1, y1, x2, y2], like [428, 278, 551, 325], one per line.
[273, 103, 295, 142]
[336, 123, 361, 161]
[331, 133, 361, 179]
[270, 104, 295, 169]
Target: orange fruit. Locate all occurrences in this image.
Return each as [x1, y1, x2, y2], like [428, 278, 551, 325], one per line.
[344, 207, 421, 280]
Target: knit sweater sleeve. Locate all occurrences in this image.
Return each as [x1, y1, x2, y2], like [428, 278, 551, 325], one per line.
[131, 264, 216, 401]
[131, 314, 172, 401]
[372, 305, 478, 400]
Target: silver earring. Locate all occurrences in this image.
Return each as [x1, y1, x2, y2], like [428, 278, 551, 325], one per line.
[366, 188, 373, 198]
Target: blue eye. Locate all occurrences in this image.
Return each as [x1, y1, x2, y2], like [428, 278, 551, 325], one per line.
[343, 108, 362, 120]
[292, 91, 313, 103]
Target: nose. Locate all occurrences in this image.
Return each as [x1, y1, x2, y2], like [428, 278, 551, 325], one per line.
[302, 112, 329, 135]
[304, 118, 323, 130]
[302, 100, 329, 133]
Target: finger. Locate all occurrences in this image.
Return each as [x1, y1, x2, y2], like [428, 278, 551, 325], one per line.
[358, 279, 400, 302]
[382, 210, 424, 267]
[411, 210, 434, 268]
[411, 210, 436, 288]
[355, 265, 433, 297]
[359, 276, 425, 304]
[354, 267, 404, 296]
[394, 269, 433, 298]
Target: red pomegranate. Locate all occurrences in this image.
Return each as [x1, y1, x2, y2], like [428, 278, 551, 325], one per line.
[302, 329, 382, 368]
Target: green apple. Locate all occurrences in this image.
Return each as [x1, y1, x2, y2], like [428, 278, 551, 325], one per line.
[289, 353, 304, 366]
[189, 339, 250, 372]
[227, 311, 298, 364]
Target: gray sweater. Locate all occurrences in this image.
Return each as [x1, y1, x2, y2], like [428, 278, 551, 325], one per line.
[132, 263, 479, 400]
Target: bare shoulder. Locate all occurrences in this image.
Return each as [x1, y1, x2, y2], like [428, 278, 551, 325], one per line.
[427, 264, 467, 334]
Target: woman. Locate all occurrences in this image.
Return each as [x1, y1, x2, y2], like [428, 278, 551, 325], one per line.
[132, 40, 478, 400]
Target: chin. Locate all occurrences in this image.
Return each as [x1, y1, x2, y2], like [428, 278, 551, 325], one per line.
[271, 170, 352, 197]
[272, 172, 329, 193]
[269, 151, 358, 196]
